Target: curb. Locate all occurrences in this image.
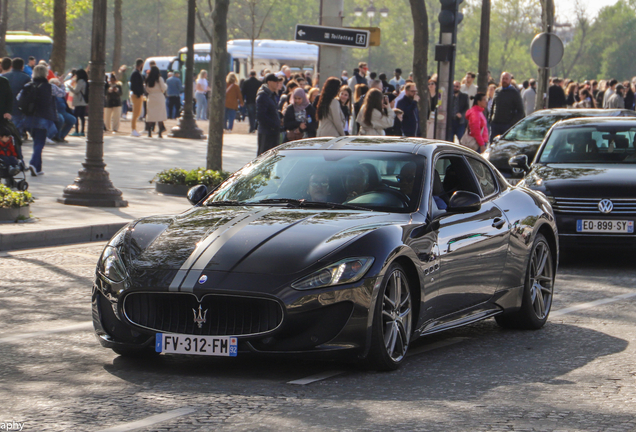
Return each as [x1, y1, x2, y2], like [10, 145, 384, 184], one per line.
[0, 222, 128, 251]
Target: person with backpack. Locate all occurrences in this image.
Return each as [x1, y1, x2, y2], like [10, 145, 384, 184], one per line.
[16, 64, 57, 176]
[69, 69, 88, 136]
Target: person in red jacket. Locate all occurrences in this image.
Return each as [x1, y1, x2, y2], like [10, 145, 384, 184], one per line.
[465, 93, 489, 153]
[0, 126, 21, 176]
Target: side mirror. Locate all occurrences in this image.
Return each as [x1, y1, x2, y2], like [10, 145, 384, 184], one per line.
[492, 135, 501, 144]
[187, 185, 208, 206]
[508, 154, 530, 173]
[447, 191, 482, 214]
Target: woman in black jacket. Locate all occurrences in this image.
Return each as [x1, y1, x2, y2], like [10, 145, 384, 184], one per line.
[283, 87, 317, 141]
[16, 64, 57, 176]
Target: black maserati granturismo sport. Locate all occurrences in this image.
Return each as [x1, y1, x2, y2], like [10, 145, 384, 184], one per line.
[93, 137, 559, 370]
[513, 117, 636, 249]
[485, 109, 636, 179]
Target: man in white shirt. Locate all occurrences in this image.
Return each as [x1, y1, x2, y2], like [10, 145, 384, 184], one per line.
[389, 68, 406, 90]
[460, 71, 477, 101]
[523, 79, 537, 115]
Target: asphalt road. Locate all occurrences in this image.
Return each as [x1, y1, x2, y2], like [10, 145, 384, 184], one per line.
[0, 243, 635, 432]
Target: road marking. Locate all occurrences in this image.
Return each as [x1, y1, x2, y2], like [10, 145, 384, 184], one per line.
[96, 407, 196, 432]
[407, 336, 469, 357]
[551, 292, 636, 317]
[0, 241, 106, 257]
[287, 370, 344, 385]
[0, 321, 92, 344]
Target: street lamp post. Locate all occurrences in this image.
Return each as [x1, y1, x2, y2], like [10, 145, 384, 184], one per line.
[170, 0, 204, 139]
[59, 0, 128, 207]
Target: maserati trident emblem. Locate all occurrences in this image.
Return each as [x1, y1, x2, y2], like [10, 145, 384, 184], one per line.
[192, 304, 208, 328]
[598, 199, 614, 214]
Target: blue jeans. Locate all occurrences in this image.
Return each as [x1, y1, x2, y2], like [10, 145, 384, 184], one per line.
[451, 119, 466, 142]
[195, 93, 207, 120]
[245, 103, 256, 132]
[56, 111, 77, 140]
[225, 108, 236, 130]
[121, 100, 129, 117]
[30, 128, 47, 172]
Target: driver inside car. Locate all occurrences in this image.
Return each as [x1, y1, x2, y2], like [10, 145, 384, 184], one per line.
[397, 162, 417, 203]
[306, 171, 331, 202]
[345, 166, 369, 201]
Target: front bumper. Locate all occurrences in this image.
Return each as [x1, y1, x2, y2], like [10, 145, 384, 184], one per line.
[93, 275, 379, 358]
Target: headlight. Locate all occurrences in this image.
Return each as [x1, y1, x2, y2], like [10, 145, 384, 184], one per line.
[292, 257, 374, 290]
[98, 246, 128, 283]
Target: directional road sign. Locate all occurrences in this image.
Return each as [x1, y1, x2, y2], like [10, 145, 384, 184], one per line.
[295, 24, 370, 49]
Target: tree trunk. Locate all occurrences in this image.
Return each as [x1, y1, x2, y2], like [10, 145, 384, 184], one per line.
[112, 0, 123, 71]
[207, 0, 229, 171]
[50, 0, 67, 74]
[535, 0, 554, 111]
[0, 0, 8, 58]
[409, 0, 430, 136]
[477, 0, 490, 93]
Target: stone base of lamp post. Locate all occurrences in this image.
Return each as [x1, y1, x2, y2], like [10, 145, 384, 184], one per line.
[170, 114, 205, 139]
[58, 161, 128, 207]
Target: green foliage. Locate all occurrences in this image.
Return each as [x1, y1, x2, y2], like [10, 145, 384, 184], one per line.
[153, 168, 230, 188]
[0, 185, 34, 208]
[31, 0, 92, 34]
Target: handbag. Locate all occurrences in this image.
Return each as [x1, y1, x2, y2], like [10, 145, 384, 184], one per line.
[286, 128, 304, 141]
[459, 122, 481, 152]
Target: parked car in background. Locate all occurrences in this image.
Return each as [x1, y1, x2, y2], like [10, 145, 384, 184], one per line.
[513, 117, 636, 249]
[485, 109, 636, 180]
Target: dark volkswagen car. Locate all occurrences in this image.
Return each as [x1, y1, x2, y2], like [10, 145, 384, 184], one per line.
[93, 137, 558, 370]
[485, 109, 636, 179]
[513, 117, 636, 249]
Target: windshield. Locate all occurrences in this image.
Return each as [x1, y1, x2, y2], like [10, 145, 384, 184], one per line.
[538, 126, 636, 164]
[206, 150, 426, 213]
[6, 42, 52, 63]
[502, 114, 572, 141]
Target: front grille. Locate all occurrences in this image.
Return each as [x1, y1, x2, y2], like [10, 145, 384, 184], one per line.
[552, 197, 636, 215]
[123, 292, 283, 336]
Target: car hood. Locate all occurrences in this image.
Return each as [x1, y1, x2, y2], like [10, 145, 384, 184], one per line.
[126, 206, 399, 275]
[529, 164, 636, 198]
[488, 140, 542, 170]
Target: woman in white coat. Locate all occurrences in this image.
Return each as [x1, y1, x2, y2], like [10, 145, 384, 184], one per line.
[316, 77, 346, 137]
[145, 66, 168, 138]
[356, 88, 395, 136]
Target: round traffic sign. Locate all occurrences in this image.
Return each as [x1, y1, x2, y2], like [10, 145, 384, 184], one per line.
[530, 32, 564, 68]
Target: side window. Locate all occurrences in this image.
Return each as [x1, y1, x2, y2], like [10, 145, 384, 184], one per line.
[467, 158, 497, 197]
[432, 156, 481, 209]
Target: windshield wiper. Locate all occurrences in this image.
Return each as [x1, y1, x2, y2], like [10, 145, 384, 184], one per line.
[205, 200, 246, 206]
[255, 198, 370, 211]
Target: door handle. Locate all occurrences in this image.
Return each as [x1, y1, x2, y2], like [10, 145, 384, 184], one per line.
[492, 218, 506, 229]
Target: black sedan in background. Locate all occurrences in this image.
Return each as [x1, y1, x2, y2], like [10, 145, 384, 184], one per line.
[513, 117, 636, 249]
[94, 137, 558, 370]
[485, 109, 636, 179]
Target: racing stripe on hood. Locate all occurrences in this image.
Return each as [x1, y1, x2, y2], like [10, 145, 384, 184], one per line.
[170, 208, 276, 292]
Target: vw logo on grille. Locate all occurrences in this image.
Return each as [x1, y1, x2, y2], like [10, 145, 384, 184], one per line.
[598, 199, 614, 214]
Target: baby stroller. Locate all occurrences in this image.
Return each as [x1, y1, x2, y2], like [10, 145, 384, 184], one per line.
[0, 120, 29, 191]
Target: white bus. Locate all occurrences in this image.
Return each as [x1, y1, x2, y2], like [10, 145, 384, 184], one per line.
[172, 39, 319, 81]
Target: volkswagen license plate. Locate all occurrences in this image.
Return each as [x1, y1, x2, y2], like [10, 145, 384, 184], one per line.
[576, 220, 634, 234]
[155, 333, 238, 356]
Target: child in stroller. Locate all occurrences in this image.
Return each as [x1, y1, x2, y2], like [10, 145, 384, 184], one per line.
[0, 123, 29, 191]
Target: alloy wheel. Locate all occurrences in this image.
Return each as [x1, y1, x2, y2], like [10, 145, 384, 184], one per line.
[381, 269, 412, 362]
[529, 241, 553, 320]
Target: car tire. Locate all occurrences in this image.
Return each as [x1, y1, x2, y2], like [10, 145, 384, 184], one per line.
[366, 263, 413, 371]
[496, 233, 554, 330]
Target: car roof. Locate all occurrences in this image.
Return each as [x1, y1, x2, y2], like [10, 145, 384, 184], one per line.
[551, 117, 636, 128]
[275, 136, 468, 157]
[529, 108, 636, 117]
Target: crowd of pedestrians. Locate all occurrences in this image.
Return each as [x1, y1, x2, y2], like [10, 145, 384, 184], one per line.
[2, 50, 636, 176]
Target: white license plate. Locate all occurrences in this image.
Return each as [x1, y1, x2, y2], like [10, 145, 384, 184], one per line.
[576, 220, 634, 234]
[155, 333, 237, 356]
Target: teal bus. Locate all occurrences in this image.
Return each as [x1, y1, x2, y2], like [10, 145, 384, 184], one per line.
[5, 31, 53, 62]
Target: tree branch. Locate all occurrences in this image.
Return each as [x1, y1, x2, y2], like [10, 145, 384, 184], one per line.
[195, 0, 213, 41]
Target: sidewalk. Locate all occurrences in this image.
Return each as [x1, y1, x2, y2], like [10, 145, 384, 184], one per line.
[0, 118, 257, 251]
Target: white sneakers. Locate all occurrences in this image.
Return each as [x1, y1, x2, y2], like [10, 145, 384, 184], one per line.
[131, 130, 141, 137]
